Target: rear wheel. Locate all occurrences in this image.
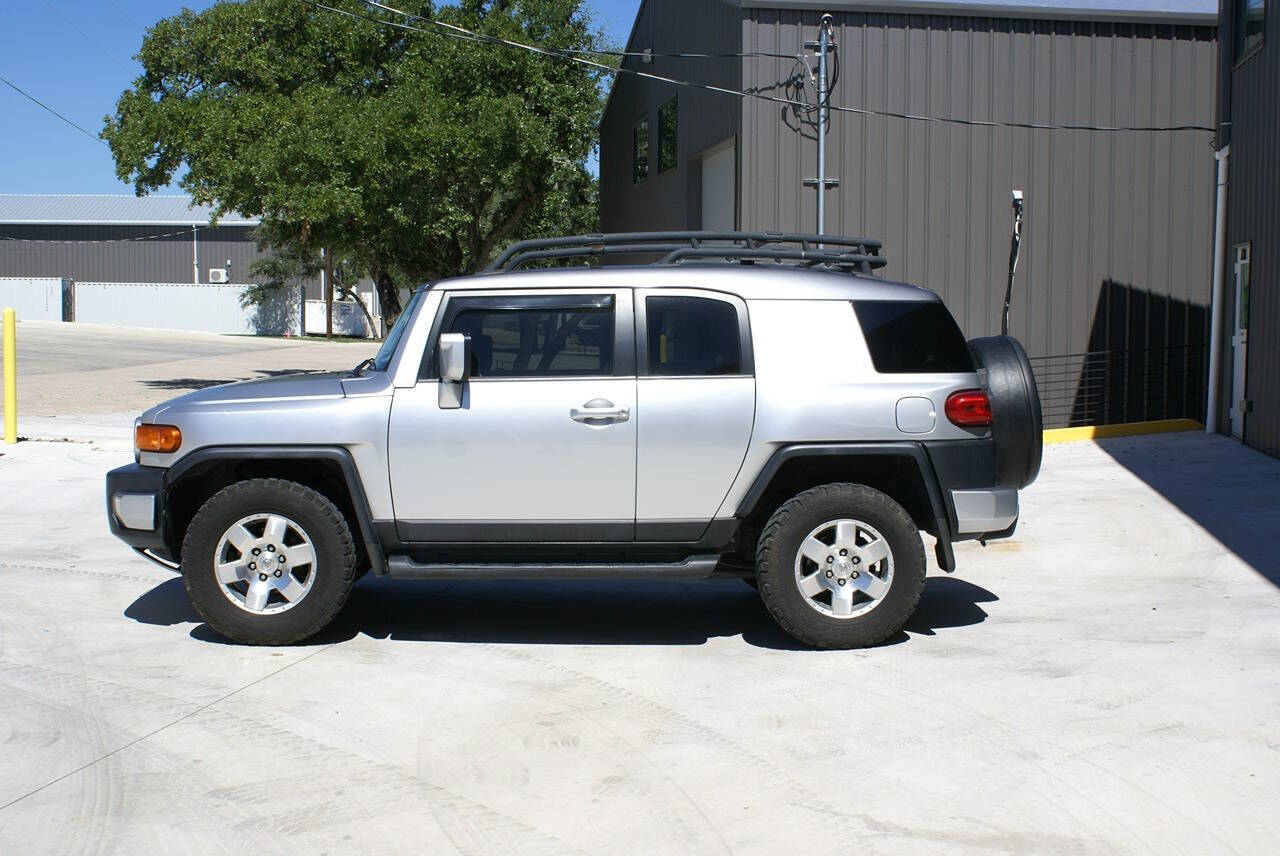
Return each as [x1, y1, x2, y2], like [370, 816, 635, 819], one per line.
[181, 478, 357, 645]
[755, 483, 925, 649]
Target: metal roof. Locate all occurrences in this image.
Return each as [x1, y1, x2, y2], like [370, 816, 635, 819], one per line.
[738, 0, 1217, 24]
[0, 195, 260, 226]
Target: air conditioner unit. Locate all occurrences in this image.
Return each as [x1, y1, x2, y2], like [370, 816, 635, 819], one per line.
[208, 268, 229, 283]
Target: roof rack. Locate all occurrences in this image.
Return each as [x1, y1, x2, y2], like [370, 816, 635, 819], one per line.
[488, 231, 887, 274]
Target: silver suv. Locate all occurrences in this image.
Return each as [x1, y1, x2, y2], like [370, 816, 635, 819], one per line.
[107, 232, 1041, 649]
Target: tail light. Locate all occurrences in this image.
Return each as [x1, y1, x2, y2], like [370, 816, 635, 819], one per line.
[945, 390, 992, 427]
[135, 424, 182, 454]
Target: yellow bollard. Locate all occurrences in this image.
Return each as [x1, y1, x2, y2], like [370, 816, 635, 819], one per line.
[3, 307, 15, 444]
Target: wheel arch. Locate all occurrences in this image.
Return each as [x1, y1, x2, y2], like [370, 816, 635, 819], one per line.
[166, 447, 386, 575]
[734, 443, 956, 572]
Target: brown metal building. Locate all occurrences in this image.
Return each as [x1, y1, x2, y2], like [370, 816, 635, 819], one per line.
[0, 195, 263, 285]
[1214, 0, 1279, 457]
[601, 0, 1219, 429]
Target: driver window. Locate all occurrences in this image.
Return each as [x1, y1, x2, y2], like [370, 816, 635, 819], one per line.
[448, 305, 615, 377]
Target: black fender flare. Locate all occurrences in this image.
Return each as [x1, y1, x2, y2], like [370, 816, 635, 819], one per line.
[735, 443, 957, 572]
[166, 446, 386, 575]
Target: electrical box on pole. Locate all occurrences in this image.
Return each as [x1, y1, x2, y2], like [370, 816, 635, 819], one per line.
[1002, 190, 1024, 336]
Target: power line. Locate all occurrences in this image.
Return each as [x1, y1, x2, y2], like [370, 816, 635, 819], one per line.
[330, 0, 1213, 134]
[42, 0, 134, 74]
[0, 74, 107, 145]
[0, 228, 196, 244]
[103, 0, 145, 30]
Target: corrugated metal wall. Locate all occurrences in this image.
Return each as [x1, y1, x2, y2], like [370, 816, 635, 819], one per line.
[0, 224, 264, 286]
[740, 11, 1218, 368]
[600, 0, 744, 233]
[1219, 10, 1280, 457]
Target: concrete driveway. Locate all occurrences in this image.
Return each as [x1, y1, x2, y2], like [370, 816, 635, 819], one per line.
[2, 320, 376, 442]
[0, 328, 1278, 854]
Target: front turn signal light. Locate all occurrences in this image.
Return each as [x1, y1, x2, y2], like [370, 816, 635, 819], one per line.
[945, 390, 993, 427]
[135, 424, 182, 454]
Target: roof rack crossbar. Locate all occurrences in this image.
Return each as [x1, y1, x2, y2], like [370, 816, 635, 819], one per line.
[660, 246, 885, 273]
[502, 243, 703, 270]
[489, 230, 885, 273]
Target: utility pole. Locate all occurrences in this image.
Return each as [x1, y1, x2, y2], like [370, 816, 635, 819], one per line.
[804, 16, 838, 244]
[323, 247, 333, 339]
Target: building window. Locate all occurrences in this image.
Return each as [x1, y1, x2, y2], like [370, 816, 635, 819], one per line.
[658, 97, 677, 173]
[633, 118, 649, 184]
[1236, 0, 1266, 59]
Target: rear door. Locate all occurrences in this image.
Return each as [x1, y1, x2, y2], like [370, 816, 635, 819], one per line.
[387, 289, 638, 541]
[635, 289, 755, 540]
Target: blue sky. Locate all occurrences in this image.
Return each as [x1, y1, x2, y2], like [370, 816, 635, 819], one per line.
[0, 0, 640, 195]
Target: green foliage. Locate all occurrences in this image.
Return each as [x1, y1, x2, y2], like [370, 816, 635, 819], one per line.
[104, 0, 606, 324]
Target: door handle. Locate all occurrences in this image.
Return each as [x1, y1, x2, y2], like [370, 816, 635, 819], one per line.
[570, 398, 630, 424]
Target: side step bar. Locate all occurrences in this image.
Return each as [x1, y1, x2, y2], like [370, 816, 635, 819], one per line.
[385, 555, 721, 581]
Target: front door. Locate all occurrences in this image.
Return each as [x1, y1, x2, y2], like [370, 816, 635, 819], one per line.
[387, 289, 638, 541]
[1230, 243, 1250, 440]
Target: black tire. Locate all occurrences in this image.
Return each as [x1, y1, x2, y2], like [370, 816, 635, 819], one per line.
[181, 478, 357, 645]
[968, 335, 1043, 489]
[755, 483, 926, 649]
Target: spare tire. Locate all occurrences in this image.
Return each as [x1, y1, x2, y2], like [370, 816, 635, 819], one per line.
[968, 336, 1042, 489]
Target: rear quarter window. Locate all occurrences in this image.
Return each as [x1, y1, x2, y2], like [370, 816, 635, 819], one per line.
[853, 300, 974, 373]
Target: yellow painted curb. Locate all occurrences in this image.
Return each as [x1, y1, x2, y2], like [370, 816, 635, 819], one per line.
[1043, 418, 1203, 444]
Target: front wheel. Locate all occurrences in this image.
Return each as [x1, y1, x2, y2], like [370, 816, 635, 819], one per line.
[755, 483, 926, 649]
[181, 478, 358, 645]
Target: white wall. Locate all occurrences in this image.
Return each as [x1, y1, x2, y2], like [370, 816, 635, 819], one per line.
[0, 277, 65, 322]
[74, 282, 301, 335]
[303, 297, 379, 338]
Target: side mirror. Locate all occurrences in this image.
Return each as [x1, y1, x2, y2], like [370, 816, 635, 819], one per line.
[438, 333, 471, 383]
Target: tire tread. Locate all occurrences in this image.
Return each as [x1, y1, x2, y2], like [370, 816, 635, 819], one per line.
[755, 483, 926, 649]
[181, 478, 357, 645]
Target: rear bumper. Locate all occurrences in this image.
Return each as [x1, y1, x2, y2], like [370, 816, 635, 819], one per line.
[950, 488, 1019, 537]
[923, 439, 1019, 539]
[106, 463, 176, 563]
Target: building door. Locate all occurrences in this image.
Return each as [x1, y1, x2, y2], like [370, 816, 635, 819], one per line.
[1230, 243, 1251, 439]
[701, 143, 735, 231]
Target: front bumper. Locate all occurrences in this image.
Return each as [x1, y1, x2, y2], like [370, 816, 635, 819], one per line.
[106, 463, 177, 564]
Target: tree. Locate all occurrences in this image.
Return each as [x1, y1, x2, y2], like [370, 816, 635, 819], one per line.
[104, 0, 606, 326]
[243, 221, 378, 336]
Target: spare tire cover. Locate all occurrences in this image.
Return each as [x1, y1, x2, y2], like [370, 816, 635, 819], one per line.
[968, 336, 1042, 489]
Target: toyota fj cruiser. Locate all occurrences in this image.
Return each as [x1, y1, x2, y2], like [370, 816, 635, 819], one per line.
[107, 232, 1041, 648]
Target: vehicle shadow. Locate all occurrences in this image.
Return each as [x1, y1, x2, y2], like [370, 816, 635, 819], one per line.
[1097, 432, 1280, 587]
[125, 575, 997, 649]
[139, 377, 238, 390]
[139, 368, 327, 392]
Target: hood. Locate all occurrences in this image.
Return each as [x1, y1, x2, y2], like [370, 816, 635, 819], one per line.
[145, 371, 347, 420]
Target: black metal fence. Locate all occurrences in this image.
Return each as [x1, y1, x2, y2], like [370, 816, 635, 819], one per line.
[1029, 344, 1208, 429]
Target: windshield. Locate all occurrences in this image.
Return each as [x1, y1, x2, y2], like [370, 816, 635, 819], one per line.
[372, 287, 426, 372]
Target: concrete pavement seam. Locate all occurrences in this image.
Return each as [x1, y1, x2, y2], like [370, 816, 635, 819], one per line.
[0, 643, 334, 814]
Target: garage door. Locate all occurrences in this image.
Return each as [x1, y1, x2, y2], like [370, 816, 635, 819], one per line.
[701, 144, 735, 231]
